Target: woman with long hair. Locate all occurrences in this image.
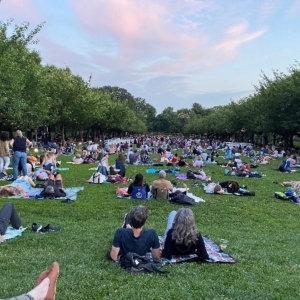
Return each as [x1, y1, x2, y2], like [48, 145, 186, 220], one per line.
[0, 132, 10, 176]
[162, 208, 209, 260]
[126, 173, 150, 199]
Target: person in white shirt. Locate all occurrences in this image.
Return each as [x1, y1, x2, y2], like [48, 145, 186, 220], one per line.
[193, 155, 204, 168]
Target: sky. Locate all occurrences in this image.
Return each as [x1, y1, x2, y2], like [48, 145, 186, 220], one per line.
[1, 0, 300, 114]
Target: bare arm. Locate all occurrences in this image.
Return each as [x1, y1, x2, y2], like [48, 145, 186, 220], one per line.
[151, 248, 162, 259]
[110, 246, 120, 261]
[9, 139, 14, 147]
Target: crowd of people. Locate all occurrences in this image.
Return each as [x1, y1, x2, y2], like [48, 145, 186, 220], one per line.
[2, 131, 300, 299]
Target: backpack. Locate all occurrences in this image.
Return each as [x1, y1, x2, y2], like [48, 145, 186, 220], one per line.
[169, 194, 195, 206]
[119, 252, 169, 274]
[186, 170, 195, 179]
[88, 172, 106, 184]
[131, 186, 147, 199]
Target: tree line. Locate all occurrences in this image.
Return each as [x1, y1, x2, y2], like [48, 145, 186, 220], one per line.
[1, 19, 300, 149]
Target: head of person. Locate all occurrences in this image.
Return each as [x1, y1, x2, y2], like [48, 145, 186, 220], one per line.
[117, 154, 124, 162]
[214, 184, 224, 194]
[128, 205, 148, 229]
[16, 130, 23, 137]
[171, 208, 198, 246]
[158, 170, 166, 179]
[197, 155, 202, 161]
[0, 132, 9, 142]
[228, 181, 239, 193]
[133, 173, 144, 186]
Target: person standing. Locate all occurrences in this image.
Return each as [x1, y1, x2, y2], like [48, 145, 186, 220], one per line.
[0, 132, 10, 176]
[10, 130, 32, 180]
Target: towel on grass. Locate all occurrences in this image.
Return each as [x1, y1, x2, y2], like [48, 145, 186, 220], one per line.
[1, 226, 27, 243]
[146, 236, 235, 263]
[53, 167, 69, 171]
[146, 168, 180, 174]
[7, 187, 84, 201]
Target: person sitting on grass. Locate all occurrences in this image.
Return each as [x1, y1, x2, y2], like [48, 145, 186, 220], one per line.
[177, 156, 188, 167]
[40, 173, 66, 199]
[162, 208, 209, 260]
[108, 206, 161, 261]
[123, 173, 150, 199]
[0, 175, 36, 197]
[192, 155, 204, 168]
[152, 170, 173, 192]
[0, 262, 59, 300]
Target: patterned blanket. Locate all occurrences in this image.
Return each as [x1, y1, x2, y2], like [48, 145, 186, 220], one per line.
[1, 226, 27, 243]
[147, 236, 235, 263]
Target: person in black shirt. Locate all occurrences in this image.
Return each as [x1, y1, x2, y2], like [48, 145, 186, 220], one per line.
[162, 208, 209, 260]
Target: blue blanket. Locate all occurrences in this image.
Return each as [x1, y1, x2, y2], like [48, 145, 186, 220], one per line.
[1, 226, 27, 243]
[8, 187, 84, 201]
[146, 168, 180, 174]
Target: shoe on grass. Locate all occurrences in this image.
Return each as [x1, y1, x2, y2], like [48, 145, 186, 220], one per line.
[32, 223, 43, 232]
[40, 224, 62, 233]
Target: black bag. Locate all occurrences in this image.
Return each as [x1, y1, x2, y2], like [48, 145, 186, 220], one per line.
[169, 194, 195, 206]
[119, 252, 169, 274]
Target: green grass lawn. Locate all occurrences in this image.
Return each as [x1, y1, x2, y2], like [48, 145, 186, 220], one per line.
[1, 151, 300, 299]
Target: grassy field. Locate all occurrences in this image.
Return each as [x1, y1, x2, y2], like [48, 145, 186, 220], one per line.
[1, 150, 300, 300]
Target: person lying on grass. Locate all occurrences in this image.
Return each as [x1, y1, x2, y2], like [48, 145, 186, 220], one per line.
[162, 208, 209, 260]
[0, 202, 23, 243]
[40, 173, 66, 199]
[0, 175, 36, 197]
[108, 206, 161, 261]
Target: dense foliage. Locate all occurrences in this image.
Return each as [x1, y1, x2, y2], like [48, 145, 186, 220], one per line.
[1, 18, 300, 149]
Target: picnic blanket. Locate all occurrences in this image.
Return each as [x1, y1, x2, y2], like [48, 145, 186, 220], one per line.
[7, 187, 84, 201]
[175, 174, 209, 181]
[147, 168, 180, 174]
[0, 226, 27, 243]
[147, 236, 235, 263]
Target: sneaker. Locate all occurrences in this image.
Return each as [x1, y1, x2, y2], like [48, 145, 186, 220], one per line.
[40, 224, 62, 233]
[2, 170, 7, 176]
[122, 213, 130, 228]
[32, 223, 43, 232]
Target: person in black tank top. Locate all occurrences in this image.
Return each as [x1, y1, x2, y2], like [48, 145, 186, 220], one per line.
[10, 130, 32, 180]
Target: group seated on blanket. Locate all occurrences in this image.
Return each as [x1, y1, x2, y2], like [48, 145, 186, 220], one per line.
[138, 150, 152, 165]
[204, 181, 255, 196]
[107, 206, 210, 263]
[0, 175, 36, 197]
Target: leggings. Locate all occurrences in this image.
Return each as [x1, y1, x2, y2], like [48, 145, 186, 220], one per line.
[0, 202, 22, 236]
